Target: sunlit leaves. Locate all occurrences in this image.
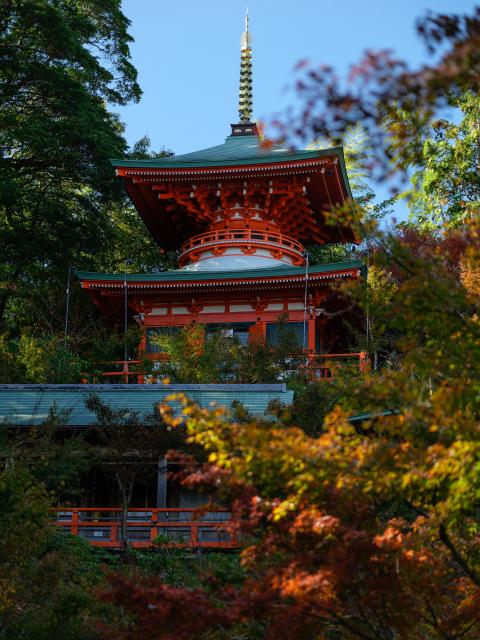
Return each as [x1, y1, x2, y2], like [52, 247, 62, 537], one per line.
[101, 222, 480, 639]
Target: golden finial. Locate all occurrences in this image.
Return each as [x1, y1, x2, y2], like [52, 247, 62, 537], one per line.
[238, 9, 252, 122]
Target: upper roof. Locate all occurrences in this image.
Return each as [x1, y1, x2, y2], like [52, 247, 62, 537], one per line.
[111, 136, 351, 191]
[110, 133, 357, 249]
[109, 11, 357, 250]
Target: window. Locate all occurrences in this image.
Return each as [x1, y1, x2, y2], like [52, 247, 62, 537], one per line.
[266, 322, 305, 348]
[146, 326, 181, 353]
[205, 323, 253, 346]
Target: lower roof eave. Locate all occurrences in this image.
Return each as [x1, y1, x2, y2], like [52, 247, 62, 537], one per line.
[82, 268, 362, 292]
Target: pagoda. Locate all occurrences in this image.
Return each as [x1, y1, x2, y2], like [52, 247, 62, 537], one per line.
[0, 15, 367, 549]
[77, 14, 363, 366]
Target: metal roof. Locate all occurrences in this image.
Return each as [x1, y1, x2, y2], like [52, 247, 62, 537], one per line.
[111, 136, 349, 185]
[349, 409, 399, 423]
[0, 384, 293, 427]
[76, 259, 364, 283]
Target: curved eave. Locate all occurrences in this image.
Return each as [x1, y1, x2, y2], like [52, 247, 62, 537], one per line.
[112, 148, 356, 249]
[76, 260, 364, 293]
[110, 145, 350, 182]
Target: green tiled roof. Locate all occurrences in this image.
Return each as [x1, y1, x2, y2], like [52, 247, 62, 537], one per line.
[0, 384, 293, 427]
[111, 136, 347, 174]
[76, 259, 364, 283]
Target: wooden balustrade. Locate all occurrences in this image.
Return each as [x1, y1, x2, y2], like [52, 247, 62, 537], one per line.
[81, 360, 145, 384]
[81, 352, 370, 385]
[178, 227, 305, 266]
[307, 351, 369, 380]
[54, 507, 237, 549]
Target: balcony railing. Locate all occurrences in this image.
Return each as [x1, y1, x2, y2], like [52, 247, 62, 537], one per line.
[54, 508, 236, 549]
[81, 360, 146, 384]
[81, 352, 370, 385]
[178, 227, 305, 266]
[307, 352, 370, 379]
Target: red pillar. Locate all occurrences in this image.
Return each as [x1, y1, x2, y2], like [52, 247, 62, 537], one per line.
[308, 317, 316, 353]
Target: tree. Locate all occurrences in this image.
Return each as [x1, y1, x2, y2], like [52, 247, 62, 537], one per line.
[93, 135, 176, 274]
[0, 467, 50, 586]
[275, 7, 480, 188]
[0, 406, 92, 503]
[150, 320, 307, 385]
[0, 465, 111, 640]
[349, 262, 399, 371]
[99, 224, 480, 639]
[86, 395, 187, 546]
[306, 124, 397, 267]
[406, 92, 480, 228]
[0, 0, 141, 326]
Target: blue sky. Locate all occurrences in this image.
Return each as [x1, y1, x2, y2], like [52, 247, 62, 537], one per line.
[118, 0, 477, 221]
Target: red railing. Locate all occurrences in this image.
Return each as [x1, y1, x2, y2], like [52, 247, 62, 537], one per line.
[178, 228, 305, 266]
[81, 352, 370, 385]
[81, 361, 146, 384]
[307, 351, 369, 380]
[53, 508, 237, 549]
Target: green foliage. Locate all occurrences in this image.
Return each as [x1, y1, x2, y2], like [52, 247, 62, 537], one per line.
[0, 334, 26, 382]
[405, 92, 480, 228]
[82, 325, 142, 370]
[0, 406, 92, 502]
[0, 467, 49, 573]
[306, 242, 355, 265]
[288, 378, 341, 437]
[17, 334, 86, 383]
[308, 124, 371, 200]
[0, 323, 147, 384]
[0, 530, 110, 639]
[152, 324, 241, 383]
[0, 467, 103, 640]
[307, 124, 396, 267]
[93, 202, 178, 273]
[133, 548, 244, 590]
[0, 334, 86, 383]
[93, 135, 176, 274]
[0, 0, 142, 327]
[151, 321, 306, 384]
[346, 263, 400, 371]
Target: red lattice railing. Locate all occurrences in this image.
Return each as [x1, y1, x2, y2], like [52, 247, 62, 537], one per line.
[54, 507, 237, 549]
[307, 351, 370, 379]
[81, 352, 370, 385]
[178, 227, 305, 266]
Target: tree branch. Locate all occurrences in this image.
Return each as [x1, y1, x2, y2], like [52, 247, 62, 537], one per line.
[439, 522, 480, 588]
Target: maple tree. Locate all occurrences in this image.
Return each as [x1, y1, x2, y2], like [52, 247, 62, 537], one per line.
[98, 222, 480, 640]
[277, 7, 480, 189]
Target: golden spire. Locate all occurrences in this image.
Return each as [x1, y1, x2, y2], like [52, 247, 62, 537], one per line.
[238, 9, 253, 123]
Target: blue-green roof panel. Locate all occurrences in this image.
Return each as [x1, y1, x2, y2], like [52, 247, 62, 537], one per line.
[0, 384, 293, 427]
[111, 136, 348, 177]
[76, 259, 364, 283]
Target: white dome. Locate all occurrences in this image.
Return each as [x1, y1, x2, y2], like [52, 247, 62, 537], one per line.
[181, 253, 293, 272]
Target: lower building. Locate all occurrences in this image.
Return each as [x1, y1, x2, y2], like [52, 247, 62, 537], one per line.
[0, 383, 294, 549]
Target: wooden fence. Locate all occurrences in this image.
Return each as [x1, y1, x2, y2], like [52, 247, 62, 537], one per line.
[54, 507, 237, 549]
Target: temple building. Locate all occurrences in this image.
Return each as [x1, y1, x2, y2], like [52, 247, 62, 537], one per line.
[77, 14, 363, 368]
[0, 15, 367, 549]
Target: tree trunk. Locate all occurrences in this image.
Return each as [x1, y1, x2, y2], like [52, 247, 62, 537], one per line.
[117, 476, 134, 550]
[0, 258, 26, 325]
